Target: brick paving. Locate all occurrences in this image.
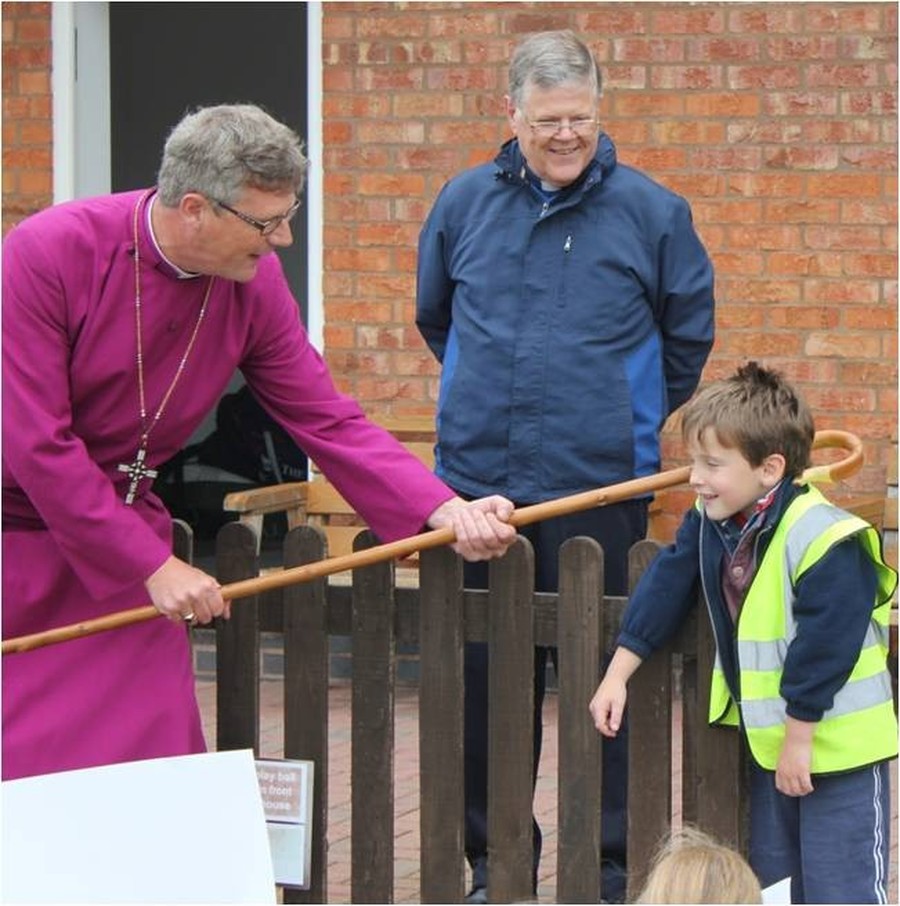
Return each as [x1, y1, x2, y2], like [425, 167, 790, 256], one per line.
[195, 678, 897, 904]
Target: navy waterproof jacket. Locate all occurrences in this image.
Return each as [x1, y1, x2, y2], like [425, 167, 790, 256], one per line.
[416, 134, 715, 502]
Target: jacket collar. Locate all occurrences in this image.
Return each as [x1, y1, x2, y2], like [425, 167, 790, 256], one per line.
[493, 132, 618, 193]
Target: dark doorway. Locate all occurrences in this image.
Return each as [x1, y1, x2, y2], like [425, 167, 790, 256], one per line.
[108, 3, 310, 561]
[108, 1, 309, 316]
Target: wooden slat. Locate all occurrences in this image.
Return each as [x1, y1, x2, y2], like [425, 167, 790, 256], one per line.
[223, 481, 308, 515]
[625, 541, 672, 901]
[487, 538, 535, 903]
[374, 414, 436, 442]
[418, 546, 466, 903]
[556, 537, 603, 904]
[351, 531, 396, 904]
[282, 526, 329, 905]
[172, 518, 193, 563]
[692, 610, 747, 850]
[214, 521, 260, 753]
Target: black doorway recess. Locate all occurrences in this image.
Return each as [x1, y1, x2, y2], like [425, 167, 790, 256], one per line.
[108, 1, 309, 314]
[109, 3, 310, 562]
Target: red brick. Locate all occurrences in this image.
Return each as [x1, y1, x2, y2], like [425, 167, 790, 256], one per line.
[804, 280, 881, 306]
[611, 92, 685, 117]
[767, 306, 840, 330]
[708, 252, 764, 276]
[843, 307, 897, 330]
[765, 36, 840, 60]
[356, 222, 418, 247]
[687, 37, 760, 62]
[324, 147, 392, 170]
[651, 7, 725, 34]
[764, 91, 839, 117]
[764, 199, 840, 223]
[684, 93, 760, 117]
[842, 254, 897, 278]
[839, 362, 897, 386]
[355, 13, 428, 39]
[842, 91, 896, 115]
[613, 38, 685, 63]
[713, 304, 766, 329]
[804, 225, 883, 251]
[720, 332, 803, 357]
[807, 173, 881, 198]
[324, 94, 392, 118]
[393, 93, 463, 118]
[766, 253, 842, 278]
[804, 5, 886, 33]
[357, 67, 424, 92]
[728, 7, 805, 33]
[578, 8, 649, 36]
[689, 147, 763, 171]
[428, 10, 500, 38]
[650, 64, 723, 90]
[358, 172, 425, 197]
[728, 173, 806, 197]
[805, 333, 882, 359]
[727, 65, 802, 91]
[840, 147, 897, 170]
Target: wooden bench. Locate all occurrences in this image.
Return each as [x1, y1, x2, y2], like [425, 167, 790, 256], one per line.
[222, 416, 436, 559]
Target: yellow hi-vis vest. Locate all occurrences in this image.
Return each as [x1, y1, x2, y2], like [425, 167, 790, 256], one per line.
[707, 484, 898, 773]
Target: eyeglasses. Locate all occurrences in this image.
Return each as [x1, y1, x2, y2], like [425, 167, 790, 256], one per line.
[526, 117, 599, 138]
[212, 197, 302, 236]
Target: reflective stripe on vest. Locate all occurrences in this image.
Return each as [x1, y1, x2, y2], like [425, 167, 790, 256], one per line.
[707, 484, 898, 772]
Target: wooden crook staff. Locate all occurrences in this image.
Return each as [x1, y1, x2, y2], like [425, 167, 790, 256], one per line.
[2, 429, 863, 656]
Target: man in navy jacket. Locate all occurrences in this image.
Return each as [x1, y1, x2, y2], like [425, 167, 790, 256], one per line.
[416, 30, 715, 903]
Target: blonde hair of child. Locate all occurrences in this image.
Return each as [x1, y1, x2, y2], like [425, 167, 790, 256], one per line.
[636, 826, 762, 904]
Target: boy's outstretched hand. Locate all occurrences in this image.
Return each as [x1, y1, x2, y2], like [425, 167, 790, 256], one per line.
[589, 647, 644, 737]
[590, 676, 627, 737]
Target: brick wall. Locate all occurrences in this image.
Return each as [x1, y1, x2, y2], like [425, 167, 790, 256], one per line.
[1, 1, 52, 235]
[3, 2, 897, 512]
[322, 1, 898, 513]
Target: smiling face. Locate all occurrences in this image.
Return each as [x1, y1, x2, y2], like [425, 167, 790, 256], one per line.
[688, 428, 786, 522]
[507, 80, 600, 188]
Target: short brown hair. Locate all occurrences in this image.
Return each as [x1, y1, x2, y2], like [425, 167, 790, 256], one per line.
[680, 361, 814, 479]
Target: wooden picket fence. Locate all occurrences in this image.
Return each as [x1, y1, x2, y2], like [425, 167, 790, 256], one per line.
[172, 517, 761, 904]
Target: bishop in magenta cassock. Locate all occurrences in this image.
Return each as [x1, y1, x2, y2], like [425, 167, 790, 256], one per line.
[2, 182, 513, 781]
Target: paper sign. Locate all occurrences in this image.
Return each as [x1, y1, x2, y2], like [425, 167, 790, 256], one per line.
[1, 749, 276, 904]
[762, 876, 792, 904]
[255, 758, 314, 888]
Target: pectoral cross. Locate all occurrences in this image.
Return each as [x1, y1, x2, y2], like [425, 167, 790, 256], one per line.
[118, 445, 158, 505]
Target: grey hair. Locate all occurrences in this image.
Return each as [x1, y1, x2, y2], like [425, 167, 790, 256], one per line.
[156, 103, 308, 206]
[508, 30, 602, 108]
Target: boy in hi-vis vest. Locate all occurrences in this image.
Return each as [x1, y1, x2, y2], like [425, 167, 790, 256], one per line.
[590, 362, 897, 904]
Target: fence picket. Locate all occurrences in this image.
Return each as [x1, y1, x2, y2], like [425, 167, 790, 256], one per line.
[282, 526, 329, 904]
[351, 531, 396, 903]
[214, 520, 260, 752]
[418, 546, 466, 903]
[487, 538, 536, 903]
[557, 537, 604, 903]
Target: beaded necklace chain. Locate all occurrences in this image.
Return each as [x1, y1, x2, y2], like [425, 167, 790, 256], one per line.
[117, 191, 214, 504]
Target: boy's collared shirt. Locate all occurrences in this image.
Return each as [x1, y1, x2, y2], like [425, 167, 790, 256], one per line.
[713, 483, 781, 622]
